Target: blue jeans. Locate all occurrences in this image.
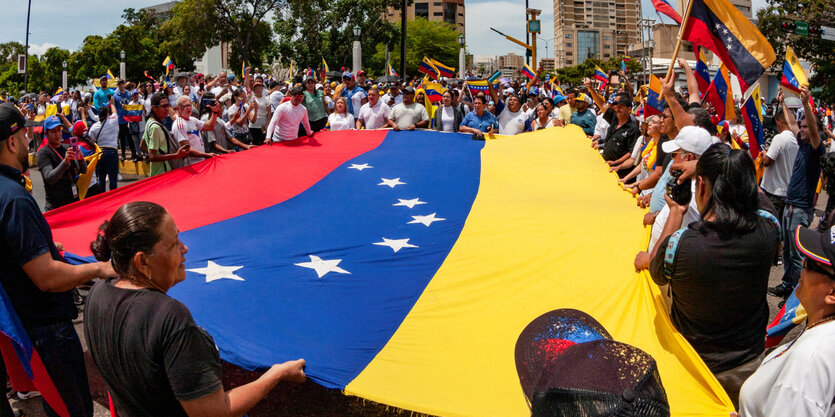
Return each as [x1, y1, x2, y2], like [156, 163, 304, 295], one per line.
[781, 204, 814, 287]
[27, 321, 92, 417]
[96, 148, 119, 192]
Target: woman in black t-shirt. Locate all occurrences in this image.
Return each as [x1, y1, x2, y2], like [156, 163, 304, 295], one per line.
[84, 202, 306, 417]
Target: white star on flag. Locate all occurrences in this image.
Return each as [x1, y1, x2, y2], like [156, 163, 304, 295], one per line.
[373, 238, 419, 253]
[378, 178, 406, 188]
[393, 198, 427, 209]
[409, 213, 446, 227]
[348, 163, 373, 171]
[187, 261, 244, 283]
[295, 255, 351, 278]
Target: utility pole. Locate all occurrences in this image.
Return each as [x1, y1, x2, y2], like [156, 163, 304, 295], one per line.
[24, 0, 32, 93]
[400, 0, 407, 80]
[525, 0, 530, 66]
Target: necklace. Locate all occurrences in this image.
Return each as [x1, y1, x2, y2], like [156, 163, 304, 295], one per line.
[764, 313, 835, 364]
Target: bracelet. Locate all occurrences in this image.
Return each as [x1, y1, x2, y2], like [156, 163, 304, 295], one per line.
[636, 183, 641, 191]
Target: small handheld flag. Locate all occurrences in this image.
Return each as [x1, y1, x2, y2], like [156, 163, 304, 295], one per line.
[681, 0, 776, 93]
[144, 70, 155, 81]
[741, 84, 764, 157]
[322, 58, 329, 73]
[651, 0, 682, 24]
[694, 46, 711, 95]
[781, 46, 809, 94]
[705, 64, 735, 123]
[162, 56, 174, 75]
[521, 64, 536, 80]
[54, 87, 63, 95]
[386, 63, 398, 77]
[106, 69, 115, 80]
[645, 75, 666, 117]
[594, 66, 608, 85]
[418, 57, 441, 80]
[429, 59, 455, 78]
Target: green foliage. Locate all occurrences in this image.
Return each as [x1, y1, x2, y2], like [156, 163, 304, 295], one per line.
[272, 0, 400, 75]
[369, 18, 461, 79]
[757, 0, 835, 103]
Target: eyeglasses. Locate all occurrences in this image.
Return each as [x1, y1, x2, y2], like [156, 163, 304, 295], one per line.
[804, 258, 835, 280]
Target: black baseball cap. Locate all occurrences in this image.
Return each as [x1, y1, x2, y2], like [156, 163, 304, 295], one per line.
[290, 86, 304, 96]
[795, 225, 835, 267]
[0, 103, 37, 142]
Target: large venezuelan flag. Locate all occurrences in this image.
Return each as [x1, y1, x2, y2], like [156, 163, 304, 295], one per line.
[46, 129, 733, 416]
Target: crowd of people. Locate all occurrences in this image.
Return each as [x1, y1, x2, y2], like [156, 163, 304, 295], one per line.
[2, 54, 835, 416]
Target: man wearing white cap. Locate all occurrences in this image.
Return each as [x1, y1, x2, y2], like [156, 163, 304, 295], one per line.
[635, 126, 713, 268]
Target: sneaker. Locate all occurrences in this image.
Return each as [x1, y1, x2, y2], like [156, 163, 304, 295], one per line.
[767, 283, 793, 298]
[117, 174, 124, 181]
[16, 390, 41, 400]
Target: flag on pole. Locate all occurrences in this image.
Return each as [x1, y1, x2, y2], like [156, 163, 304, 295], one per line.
[646, 75, 666, 116]
[386, 63, 398, 77]
[741, 83, 764, 157]
[162, 56, 174, 74]
[418, 57, 441, 80]
[242, 61, 250, 78]
[681, 0, 776, 93]
[463, 79, 499, 94]
[429, 59, 455, 78]
[705, 64, 735, 122]
[106, 69, 116, 80]
[694, 46, 711, 95]
[322, 58, 330, 73]
[521, 63, 536, 80]
[144, 70, 155, 81]
[651, 0, 683, 24]
[781, 46, 809, 94]
[594, 66, 608, 85]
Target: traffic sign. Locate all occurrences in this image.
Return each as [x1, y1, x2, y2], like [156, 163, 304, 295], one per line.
[795, 20, 809, 36]
[527, 20, 541, 34]
[823, 26, 835, 41]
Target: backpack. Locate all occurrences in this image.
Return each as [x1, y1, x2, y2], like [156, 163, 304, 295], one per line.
[141, 119, 184, 171]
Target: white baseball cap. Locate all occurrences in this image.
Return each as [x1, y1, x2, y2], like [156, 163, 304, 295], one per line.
[661, 126, 712, 156]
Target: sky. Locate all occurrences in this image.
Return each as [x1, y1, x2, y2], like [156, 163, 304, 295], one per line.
[1, 0, 769, 62]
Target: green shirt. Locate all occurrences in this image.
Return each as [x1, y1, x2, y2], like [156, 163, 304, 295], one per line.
[144, 119, 169, 177]
[302, 90, 327, 122]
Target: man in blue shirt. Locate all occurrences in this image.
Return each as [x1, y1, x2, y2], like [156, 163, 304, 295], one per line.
[92, 77, 112, 111]
[340, 72, 367, 120]
[769, 87, 823, 299]
[0, 102, 114, 417]
[569, 94, 597, 136]
[111, 79, 137, 161]
[458, 95, 497, 139]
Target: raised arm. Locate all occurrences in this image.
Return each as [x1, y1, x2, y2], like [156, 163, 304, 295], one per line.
[677, 58, 701, 104]
[661, 74, 694, 130]
[778, 90, 800, 138]
[584, 80, 607, 114]
[801, 86, 820, 150]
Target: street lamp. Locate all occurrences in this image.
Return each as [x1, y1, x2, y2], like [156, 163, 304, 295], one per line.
[119, 50, 126, 80]
[61, 60, 67, 91]
[352, 26, 362, 74]
[458, 34, 465, 79]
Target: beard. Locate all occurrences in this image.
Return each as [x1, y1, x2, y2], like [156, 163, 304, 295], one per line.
[17, 137, 29, 171]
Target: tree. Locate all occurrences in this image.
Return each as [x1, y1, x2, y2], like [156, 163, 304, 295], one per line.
[554, 56, 640, 87]
[757, 0, 835, 104]
[272, 0, 400, 74]
[370, 18, 460, 79]
[161, 0, 282, 74]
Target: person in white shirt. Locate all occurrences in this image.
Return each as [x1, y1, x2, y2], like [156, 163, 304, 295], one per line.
[248, 79, 271, 145]
[386, 87, 429, 131]
[266, 86, 313, 142]
[382, 84, 403, 107]
[738, 226, 835, 417]
[356, 87, 391, 130]
[432, 90, 462, 133]
[172, 95, 220, 165]
[327, 97, 355, 131]
[268, 80, 285, 110]
[487, 83, 526, 135]
[88, 96, 121, 191]
[761, 106, 800, 221]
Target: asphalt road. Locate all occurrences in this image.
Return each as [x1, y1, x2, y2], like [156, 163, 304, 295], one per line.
[10, 165, 827, 416]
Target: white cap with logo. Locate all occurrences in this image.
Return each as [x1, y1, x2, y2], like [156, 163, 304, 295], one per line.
[661, 126, 712, 156]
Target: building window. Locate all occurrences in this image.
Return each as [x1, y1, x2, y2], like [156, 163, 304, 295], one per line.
[566, 51, 573, 56]
[604, 53, 610, 58]
[566, 33, 573, 39]
[415, 2, 429, 18]
[603, 35, 610, 40]
[604, 45, 610, 49]
[577, 30, 600, 62]
[444, 3, 457, 24]
[567, 60, 573, 65]
[566, 43, 573, 47]
[434, 1, 442, 5]
[434, 12, 443, 16]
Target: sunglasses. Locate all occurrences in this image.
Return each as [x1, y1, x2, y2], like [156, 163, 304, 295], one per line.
[804, 258, 835, 280]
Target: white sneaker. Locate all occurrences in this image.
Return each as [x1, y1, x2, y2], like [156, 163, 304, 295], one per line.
[117, 174, 124, 181]
[16, 390, 41, 400]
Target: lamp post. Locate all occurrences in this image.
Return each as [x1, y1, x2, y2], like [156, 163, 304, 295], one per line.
[458, 34, 465, 79]
[62, 60, 67, 91]
[120, 50, 126, 80]
[352, 25, 362, 74]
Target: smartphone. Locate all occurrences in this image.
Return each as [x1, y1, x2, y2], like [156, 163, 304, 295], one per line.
[69, 137, 79, 155]
[199, 82, 205, 91]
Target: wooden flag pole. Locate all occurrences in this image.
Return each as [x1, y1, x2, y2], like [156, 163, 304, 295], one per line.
[665, 0, 697, 80]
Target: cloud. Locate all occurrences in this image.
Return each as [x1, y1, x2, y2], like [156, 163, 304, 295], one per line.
[27, 42, 63, 56]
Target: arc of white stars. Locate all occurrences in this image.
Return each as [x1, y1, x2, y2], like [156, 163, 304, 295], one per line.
[294, 255, 351, 278]
[393, 198, 427, 209]
[408, 213, 446, 227]
[378, 177, 406, 188]
[348, 163, 373, 171]
[187, 261, 244, 283]
[373, 238, 419, 253]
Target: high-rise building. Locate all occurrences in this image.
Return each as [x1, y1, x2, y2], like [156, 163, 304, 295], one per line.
[385, 0, 465, 35]
[552, 0, 641, 68]
[539, 58, 555, 71]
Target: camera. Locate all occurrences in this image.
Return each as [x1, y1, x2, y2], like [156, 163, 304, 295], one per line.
[201, 98, 216, 108]
[666, 170, 692, 205]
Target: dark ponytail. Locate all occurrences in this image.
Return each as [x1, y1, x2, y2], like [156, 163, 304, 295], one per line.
[694, 143, 759, 235]
[90, 202, 168, 279]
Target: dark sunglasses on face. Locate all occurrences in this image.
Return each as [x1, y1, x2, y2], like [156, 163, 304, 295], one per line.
[804, 258, 835, 280]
